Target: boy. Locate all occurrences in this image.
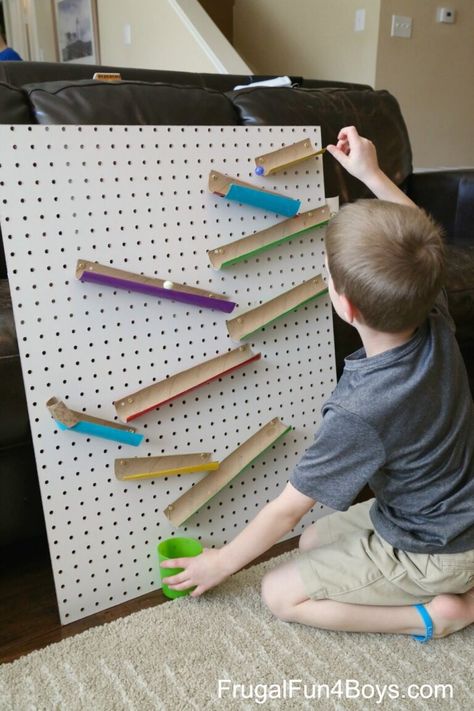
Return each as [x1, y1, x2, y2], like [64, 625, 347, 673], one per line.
[161, 126, 474, 641]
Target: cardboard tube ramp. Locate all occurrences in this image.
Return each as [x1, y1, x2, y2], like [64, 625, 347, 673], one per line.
[207, 205, 330, 269]
[46, 396, 143, 446]
[114, 344, 261, 422]
[164, 418, 292, 526]
[76, 259, 236, 313]
[255, 139, 326, 176]
[115, 453, 219, 480]
[226, 275, 328, 341]
[208, 170, 300, 217]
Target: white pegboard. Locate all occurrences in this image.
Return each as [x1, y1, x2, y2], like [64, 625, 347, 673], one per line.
[0, 125, 336, 623]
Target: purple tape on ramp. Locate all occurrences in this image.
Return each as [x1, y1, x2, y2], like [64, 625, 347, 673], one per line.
[80, 272, 236, 313]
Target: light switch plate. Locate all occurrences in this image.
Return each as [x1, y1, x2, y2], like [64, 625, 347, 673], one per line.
[123, 23, 132, 45]
[354, 8, 366, 32]
[391, 15, 412, 38]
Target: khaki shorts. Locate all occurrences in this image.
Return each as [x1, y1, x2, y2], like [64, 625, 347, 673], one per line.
[297, 499, 474, 605]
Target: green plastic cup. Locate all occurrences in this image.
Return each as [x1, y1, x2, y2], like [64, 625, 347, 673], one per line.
[158, 537, 203, 599]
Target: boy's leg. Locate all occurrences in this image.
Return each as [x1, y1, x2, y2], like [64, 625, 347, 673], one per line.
[298, 524, 322, 551]
[299, 499, 374, 551]
[261, 559, 474, 638]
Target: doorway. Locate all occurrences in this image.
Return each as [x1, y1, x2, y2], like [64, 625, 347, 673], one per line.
[0, 1, 6, 40]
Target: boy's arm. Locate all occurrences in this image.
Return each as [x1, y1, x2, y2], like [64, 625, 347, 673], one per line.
[160, 482, 315, 597]
[326, 126, 416, 208]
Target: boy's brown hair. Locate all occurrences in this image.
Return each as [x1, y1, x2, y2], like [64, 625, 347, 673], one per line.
[325, 200, 445, 332]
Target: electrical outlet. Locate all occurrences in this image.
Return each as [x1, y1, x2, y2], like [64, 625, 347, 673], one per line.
[391, 15, 412, 39]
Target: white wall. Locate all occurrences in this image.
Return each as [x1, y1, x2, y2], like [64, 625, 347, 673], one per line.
[376, 0, 474, 169]
[33, 0, 57, 61]
[233, 0, 474, 170]
[234, 0, 381, 86]
[97, 0, 250, 73]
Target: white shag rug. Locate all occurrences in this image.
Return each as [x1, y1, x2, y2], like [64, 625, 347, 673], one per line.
[1, 551, 472, 710]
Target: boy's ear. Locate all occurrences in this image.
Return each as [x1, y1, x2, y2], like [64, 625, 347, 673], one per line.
[339, 294, 359, 324]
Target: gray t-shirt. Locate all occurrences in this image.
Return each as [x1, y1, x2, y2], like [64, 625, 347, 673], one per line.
[291, 293, 474, 554]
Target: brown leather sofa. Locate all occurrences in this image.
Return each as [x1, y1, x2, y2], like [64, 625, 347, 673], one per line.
[1, 62, 473, 552]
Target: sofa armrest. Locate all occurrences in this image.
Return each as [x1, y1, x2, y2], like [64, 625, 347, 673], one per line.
[407, 170, 474, 246]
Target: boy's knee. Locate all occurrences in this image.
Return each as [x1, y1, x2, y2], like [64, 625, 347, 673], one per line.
[261, 572, 293, 621]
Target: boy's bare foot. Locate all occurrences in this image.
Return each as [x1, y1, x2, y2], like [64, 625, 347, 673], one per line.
[425, 588, 474, 638]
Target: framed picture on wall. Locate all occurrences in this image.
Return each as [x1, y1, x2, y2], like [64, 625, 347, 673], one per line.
[53, 0, 100, 64]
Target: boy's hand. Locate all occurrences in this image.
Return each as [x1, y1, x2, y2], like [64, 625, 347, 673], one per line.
[161, 547, 230, 598]
[326, 126, 381, 185]
[326, 126, 415, 206]
[160, 483, 315, 599]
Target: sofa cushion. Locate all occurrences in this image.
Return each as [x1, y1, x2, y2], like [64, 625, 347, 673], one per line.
[0, 81, 33, 278]
[25, 80, 240, 125]
[227, 87, 412, 203]
[455, 175, 474, 247]
[445, 245, 474, 354]
[0, 81, 33, 124]
[0, 60, 304, 92]
[0, 61, 210, 88]
[300, 79, 373, 90]
[0, 442, 44, 548]
[407, 170, 474, 246]
[0, 279, 30, 448]
[0, 279, 16, 358]
[0, 352, 32, 448]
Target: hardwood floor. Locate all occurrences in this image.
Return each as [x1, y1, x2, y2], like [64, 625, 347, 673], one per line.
[0, 535, 299, 664]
